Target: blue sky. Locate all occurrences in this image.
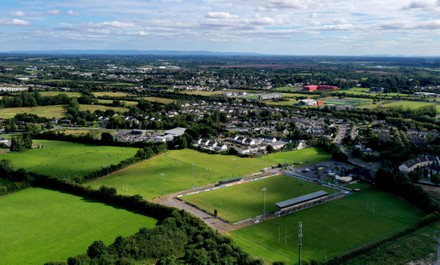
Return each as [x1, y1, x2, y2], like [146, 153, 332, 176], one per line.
[1, 0, 440, 55]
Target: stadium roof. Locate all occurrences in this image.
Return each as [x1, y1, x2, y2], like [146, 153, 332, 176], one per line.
[275, 190, 328, 209]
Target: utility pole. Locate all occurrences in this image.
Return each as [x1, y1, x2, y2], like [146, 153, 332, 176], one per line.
[192, 162, 195, 189]
[298, 222, 303, 265]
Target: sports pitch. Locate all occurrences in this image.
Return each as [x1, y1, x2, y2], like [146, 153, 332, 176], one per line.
[0, 188, 156, 265]
[230, 187, 423, 265]
[86, 148, 330, 199]
[0, 140, 138, 179]
[182, 175, 334, 223]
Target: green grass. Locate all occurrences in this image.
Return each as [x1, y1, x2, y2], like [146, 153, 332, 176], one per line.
[97, 99, 138, 106]
[183, 175, 333, 222]
[0, 140, 138, 179]
[230, 188, 423, 265]
[0, 188, 156, 265]
[86, 148, 330, 200]
[379, 100, 440, 111]
[92, 92, 132, 98]
[0, 105, 66, 119]
[142, 97, 175, 104]
[38, 91, 81, 98]
[342, 221, 440, 265]
[323, 97, 373, 106]
[79, 104, 129, 113]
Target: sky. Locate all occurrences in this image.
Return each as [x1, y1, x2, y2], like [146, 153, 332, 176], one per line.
[1, 0, 440, 56]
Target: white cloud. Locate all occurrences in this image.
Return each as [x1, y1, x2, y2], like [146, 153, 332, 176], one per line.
[0, 19, 30, 26]
[99, 21, 136, 29]
[206, 12, 239, 19]
[265, 0, 309, 10]
[67, 10, 80, 16]
[11, 11, 25, 17]
[48, 10, 62, 15]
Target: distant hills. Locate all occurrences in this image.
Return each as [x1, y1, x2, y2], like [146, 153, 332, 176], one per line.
[0, 50, 262, 56]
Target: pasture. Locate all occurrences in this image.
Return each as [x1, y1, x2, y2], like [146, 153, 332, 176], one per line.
[182, 175, 333, 222]
[379, 101, 440, 112]
[78, 104, 129, 113]
[92, 91, 132, 98]
[0, 140, 138, 179]
[230, 188, 423, 265]
[0, 188, 156, 265]
[323, 97, 373, 106]
[86, 148, 330, 199]
[0, 105, 66, 119]
[38, 91, 81, 98]
[142, 97, 175, 104]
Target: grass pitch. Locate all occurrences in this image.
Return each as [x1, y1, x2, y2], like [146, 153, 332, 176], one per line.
[380, 100, 439, 112]
[230, 187, 423, 265]
[0, 105, 66, 119]
[86, 148, 330, 200]
[182, 175, 333, 222]
[0, 140, 138, 179]
[0, 188, 156, 265]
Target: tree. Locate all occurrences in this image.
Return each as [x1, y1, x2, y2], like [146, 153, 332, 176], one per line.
[10, 135, 25, 152]
[101, 132, 114, 144]
[431, 174, 440, 185]
[87, 240, 108, 259]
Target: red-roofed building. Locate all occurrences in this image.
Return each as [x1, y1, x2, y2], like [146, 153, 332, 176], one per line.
[303, 84, 338, 91]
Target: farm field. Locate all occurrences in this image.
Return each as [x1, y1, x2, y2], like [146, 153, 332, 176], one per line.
[182, 175, 333, 222]
[0, 105, 66, 119]
[142, 97, 175, 104]
[322, 97, 373, 106]
[264, 99, 298, 106]
[0, 140, 138, 179]
[379, 100, 440, 112]
[230, 188, 423, 265]
[38, 91, 81, 98]
[0, 188, 156, 265]
[87, 148, 330, 200]
[78, 104, 129, 113]
[92, 91, 132, 98]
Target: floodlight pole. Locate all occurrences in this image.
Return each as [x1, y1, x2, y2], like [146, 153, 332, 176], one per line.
[232, 158, 237, 178]
[262, 187, 267, 217]
[192, 162, 195, 189]
[160, 173, 165, 196]
[298, 221, 303, 265]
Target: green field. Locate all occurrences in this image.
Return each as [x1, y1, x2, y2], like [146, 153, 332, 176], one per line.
[142, 97, 175, 104]
[323, 97, 373, 106]
[0, 140, 138, 179]
[78, 104, 129, 113]
[38, 91, 81, 98]
[380, 100, 440, 112]
[0, 188, 156, 265]
[231, 188, 423, 265]
[92, 91, 132, 98]
[343, 221, 440, 265]
[183, 175, 333, 222]
[86, 148, 330, 199]
[0, 105, 66, 119]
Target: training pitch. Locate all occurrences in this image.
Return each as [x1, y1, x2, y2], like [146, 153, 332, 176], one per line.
[230, 187, 423, 265]
[0, 188, 156, 265]
[182, 175, 333, 223]
[86, 148, 330, 199]
[0, 140, 138, 179]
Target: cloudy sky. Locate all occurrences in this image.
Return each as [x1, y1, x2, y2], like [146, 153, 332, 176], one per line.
[1, 0, 440, 55]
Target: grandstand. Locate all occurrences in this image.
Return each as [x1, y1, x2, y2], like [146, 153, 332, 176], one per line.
[275, 190, 330, 216]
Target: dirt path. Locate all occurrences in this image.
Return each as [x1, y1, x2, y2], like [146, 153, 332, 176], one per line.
[154, 192, 237, 233]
